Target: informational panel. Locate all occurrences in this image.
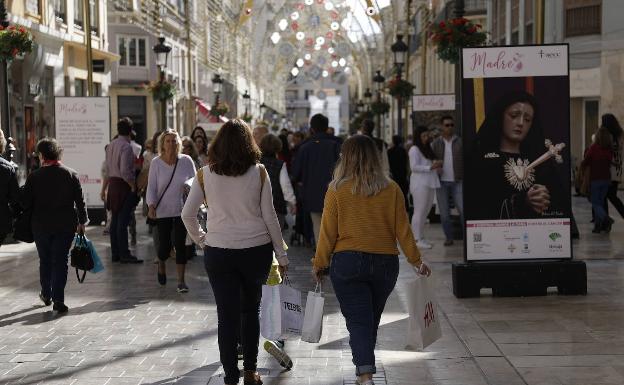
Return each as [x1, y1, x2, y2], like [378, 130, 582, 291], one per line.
[55, 97, 111, 208]
[461, 44, 572, 261]
[413, 94, 455, 111]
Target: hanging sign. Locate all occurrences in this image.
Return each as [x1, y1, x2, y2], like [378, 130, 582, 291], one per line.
[412, 94, 455, 111]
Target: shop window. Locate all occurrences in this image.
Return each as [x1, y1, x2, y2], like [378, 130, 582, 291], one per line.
[54, 0, 66, 23]
[75, 79, 86, 97]
[117, 36, 148, 68]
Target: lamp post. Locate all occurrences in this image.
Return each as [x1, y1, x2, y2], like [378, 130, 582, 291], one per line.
[391, 34, 408, 137]
[363, 88, 372, 112]
[356, 100, 365, 115]
[259, 102, 267, 120]
[373, 70, 385, 138]
[153, 36, 171, 132]
[0, 1, 15, 162]
[242, 90, 251, 117]
[211, 73, 223, 119]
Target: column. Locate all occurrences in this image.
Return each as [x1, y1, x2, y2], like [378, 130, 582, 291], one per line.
[505, 0, 512, 45]
[519, 0, 525, 44]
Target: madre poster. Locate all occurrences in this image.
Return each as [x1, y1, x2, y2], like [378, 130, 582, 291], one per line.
[55, 97, 111, 209]
[461, 44, 572, 261]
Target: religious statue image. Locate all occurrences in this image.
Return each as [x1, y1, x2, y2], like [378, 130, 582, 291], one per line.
[465, 91, 569, 220]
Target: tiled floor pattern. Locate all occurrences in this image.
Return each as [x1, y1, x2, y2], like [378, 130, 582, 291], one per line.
[0, 192, 623, 384]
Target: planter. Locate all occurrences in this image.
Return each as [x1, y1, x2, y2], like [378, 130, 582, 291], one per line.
[387, 78, 414, 100]
[146, 80, 176, 101]
[0, 25, 34, 62]
[429, 17, 487, 64]
[210, 102, 230, 117]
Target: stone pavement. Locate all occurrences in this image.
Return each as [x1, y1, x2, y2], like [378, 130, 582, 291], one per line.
[0, 193, 623, 385]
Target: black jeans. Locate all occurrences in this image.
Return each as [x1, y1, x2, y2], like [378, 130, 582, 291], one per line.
[204, 243, 273, 384]
[110, 192, 136, 260]
[330, 251, 399, 376]
[156, 216, 187, 264]
[34, 232, 75, 304]
[605, 181, 624, 219]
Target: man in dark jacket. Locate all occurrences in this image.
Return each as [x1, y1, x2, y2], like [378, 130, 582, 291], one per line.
[292, 114, 341, 244]
[0, 130, 19, 247]
[431, 115, 464, 246]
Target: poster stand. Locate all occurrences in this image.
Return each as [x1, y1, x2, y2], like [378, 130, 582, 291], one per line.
[453, 44, 586, 298]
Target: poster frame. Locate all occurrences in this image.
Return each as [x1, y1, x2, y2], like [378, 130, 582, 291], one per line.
[54, 96, 112, 210]
[412, 93, 456, 112]
[460, 43, 573, 263]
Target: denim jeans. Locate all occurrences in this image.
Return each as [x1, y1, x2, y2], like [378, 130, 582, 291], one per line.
[330, 251, 399, 376]
[591, 180, 610, 226]
[34, 232, 75, 304]
[204, 243, 273, 384]
[436, 181, 464, 241]
[110, 192, 136, 260]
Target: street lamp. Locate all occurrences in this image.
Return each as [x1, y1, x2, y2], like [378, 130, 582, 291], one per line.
[363, 88, 373, 111]
[211, 73, 223, 105]
[372, 70, 385, 138]
[152, 36, 171, 131]
[356, 100, 365, 114]
[242, 90, 251, 116]
[0, 1, 15, 161]
[391, 34, 409, 136]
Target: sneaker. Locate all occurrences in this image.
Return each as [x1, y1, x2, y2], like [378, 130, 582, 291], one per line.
[53, 302, 68, 314]
[39, 292, 51, 306]
[177, 283, 189, 293]
[263, 340, 293, 370]
[417, 240, 433, 249]
[237, 343, 244, 360]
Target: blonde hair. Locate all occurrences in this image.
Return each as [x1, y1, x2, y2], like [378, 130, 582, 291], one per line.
[329, 135, 390, 196]
[158, 129, 182, 156]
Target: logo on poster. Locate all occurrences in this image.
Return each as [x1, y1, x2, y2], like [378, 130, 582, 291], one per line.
[508, 244, 517, 253]
[473, 232, 482, 243]
[538, 49, 562, 59]
[549, 232, 562, 241]
[468, 50, 524, 76]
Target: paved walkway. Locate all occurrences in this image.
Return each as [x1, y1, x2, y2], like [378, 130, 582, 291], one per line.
[0, 193, 623, 385]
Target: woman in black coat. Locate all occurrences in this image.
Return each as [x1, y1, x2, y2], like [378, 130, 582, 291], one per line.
[0, 130, 19, 246]
[21, 138, 88, 313]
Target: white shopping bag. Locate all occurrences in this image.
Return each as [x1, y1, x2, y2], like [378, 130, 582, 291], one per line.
[260, 277, 303, 341]
[301, 283, 325, 343]
[405, 272, 442, 350]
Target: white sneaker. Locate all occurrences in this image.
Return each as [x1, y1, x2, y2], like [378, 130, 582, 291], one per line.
[417, 240, 433, 249]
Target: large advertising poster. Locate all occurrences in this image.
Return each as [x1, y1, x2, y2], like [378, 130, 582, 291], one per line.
[55, 97, 111, 209]
[461, 44, 572, 261]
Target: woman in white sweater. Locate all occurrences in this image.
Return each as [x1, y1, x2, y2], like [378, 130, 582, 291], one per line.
[146, 130, 196, 292]
[409, 126, 442, 249]
[182, 119, 288, 385]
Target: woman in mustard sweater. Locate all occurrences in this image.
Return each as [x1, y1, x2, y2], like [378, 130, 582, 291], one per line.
[312, 135, 430, 385]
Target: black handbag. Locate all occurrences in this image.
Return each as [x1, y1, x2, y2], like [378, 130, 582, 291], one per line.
[70, 235, 94, 283]
[146, 158, 179, 226]
[12, 209, 34, 243]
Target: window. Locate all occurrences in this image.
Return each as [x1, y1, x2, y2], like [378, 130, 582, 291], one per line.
[94, 82, 102, 96]
[75, 79, 86, 97]
[565, 1, 601, 37]
[75, 0, 84, 28]
[54, 0, 66, 23]
[90, 0, 99, 35]
[26, 0, 41, 15]
[117, 36, 148, 67]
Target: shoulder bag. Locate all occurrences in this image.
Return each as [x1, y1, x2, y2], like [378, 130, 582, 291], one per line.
[146, 157, 179, 226]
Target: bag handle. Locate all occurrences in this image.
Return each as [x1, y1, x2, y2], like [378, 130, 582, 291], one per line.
[314, 282, 322, 294]
[75, 268, 87, 283]
[153, 157, 180, 211]
[197, 167, 207, 206]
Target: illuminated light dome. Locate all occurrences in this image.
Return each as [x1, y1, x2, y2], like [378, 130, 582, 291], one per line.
[330, 21, 340, 31]
[338, 58, 346, 66]
[278, 19, 288, 31]
[304, 53, 312, 60]
[304, 0, 313, 5]
[331, 61, 338, 67]
[324, 2, 334, 11]
[322, 70, 329, 77]
[296, 58, 305, 67]
[291, 67, 300, 76]
[296, 31, 305, 40]
[291, 11, 300, 20]
[328, 47, 335, 54]
[316, 36, 325, 45]
[270, 32, 281, 44]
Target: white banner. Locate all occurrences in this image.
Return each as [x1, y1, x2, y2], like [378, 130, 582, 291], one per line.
[466, 218, 571, 261]
[462, 45, 568, 79]
[55, 97, 111, 208]
[412, 94, 455, 111]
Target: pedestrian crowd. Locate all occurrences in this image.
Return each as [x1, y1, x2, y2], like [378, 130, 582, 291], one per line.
[0, 110, 622, 385]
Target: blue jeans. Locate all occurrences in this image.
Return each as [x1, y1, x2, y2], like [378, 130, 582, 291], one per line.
[591, 180, 610, 226]
[109, 192, 136, 260]
[436, 181, 464, 241]
[330, 251, 399, 376]
[34, 232, 75, 304]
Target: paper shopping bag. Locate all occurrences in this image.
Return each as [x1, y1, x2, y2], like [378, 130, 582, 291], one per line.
[301, 283, 325, 343]
[405, 273, 442, 350]
[260, 277, 303, 341]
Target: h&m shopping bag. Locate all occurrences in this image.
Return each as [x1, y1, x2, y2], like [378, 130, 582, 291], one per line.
[301, 283, 325, 343]
[405, 272, 442, 350]
[260, 276, 303, 341]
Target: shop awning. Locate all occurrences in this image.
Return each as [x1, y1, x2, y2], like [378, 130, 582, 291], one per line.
[196, 99, 228, 123]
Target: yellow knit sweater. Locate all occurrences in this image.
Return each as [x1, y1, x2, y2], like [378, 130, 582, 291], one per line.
[313, 180, 422, 269]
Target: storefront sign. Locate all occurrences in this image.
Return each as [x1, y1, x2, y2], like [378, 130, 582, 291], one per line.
[55, 97, 110, 209]
[461, 44, 572, 261]
[412, 94, 455, 111]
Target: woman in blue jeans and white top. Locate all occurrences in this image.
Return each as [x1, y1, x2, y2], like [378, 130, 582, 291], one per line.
[182, 119, 288, 385]
[312, 135, 430, 385]
[146, 129, 196, 292]
[409, 126, 442, 249]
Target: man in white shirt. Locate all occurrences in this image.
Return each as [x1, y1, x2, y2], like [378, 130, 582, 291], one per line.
[431, 116, 464, 246]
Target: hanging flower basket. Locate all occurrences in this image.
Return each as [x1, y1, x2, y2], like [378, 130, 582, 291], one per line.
[387, 78, 414, 100]
[0, 25, 34, 62]
[428, 17, 487, 64]
[240, 113, 253, 123]
[210, 101, 230, 117]
[370, 100, 390, 115]
[146, 80, 176, 101]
